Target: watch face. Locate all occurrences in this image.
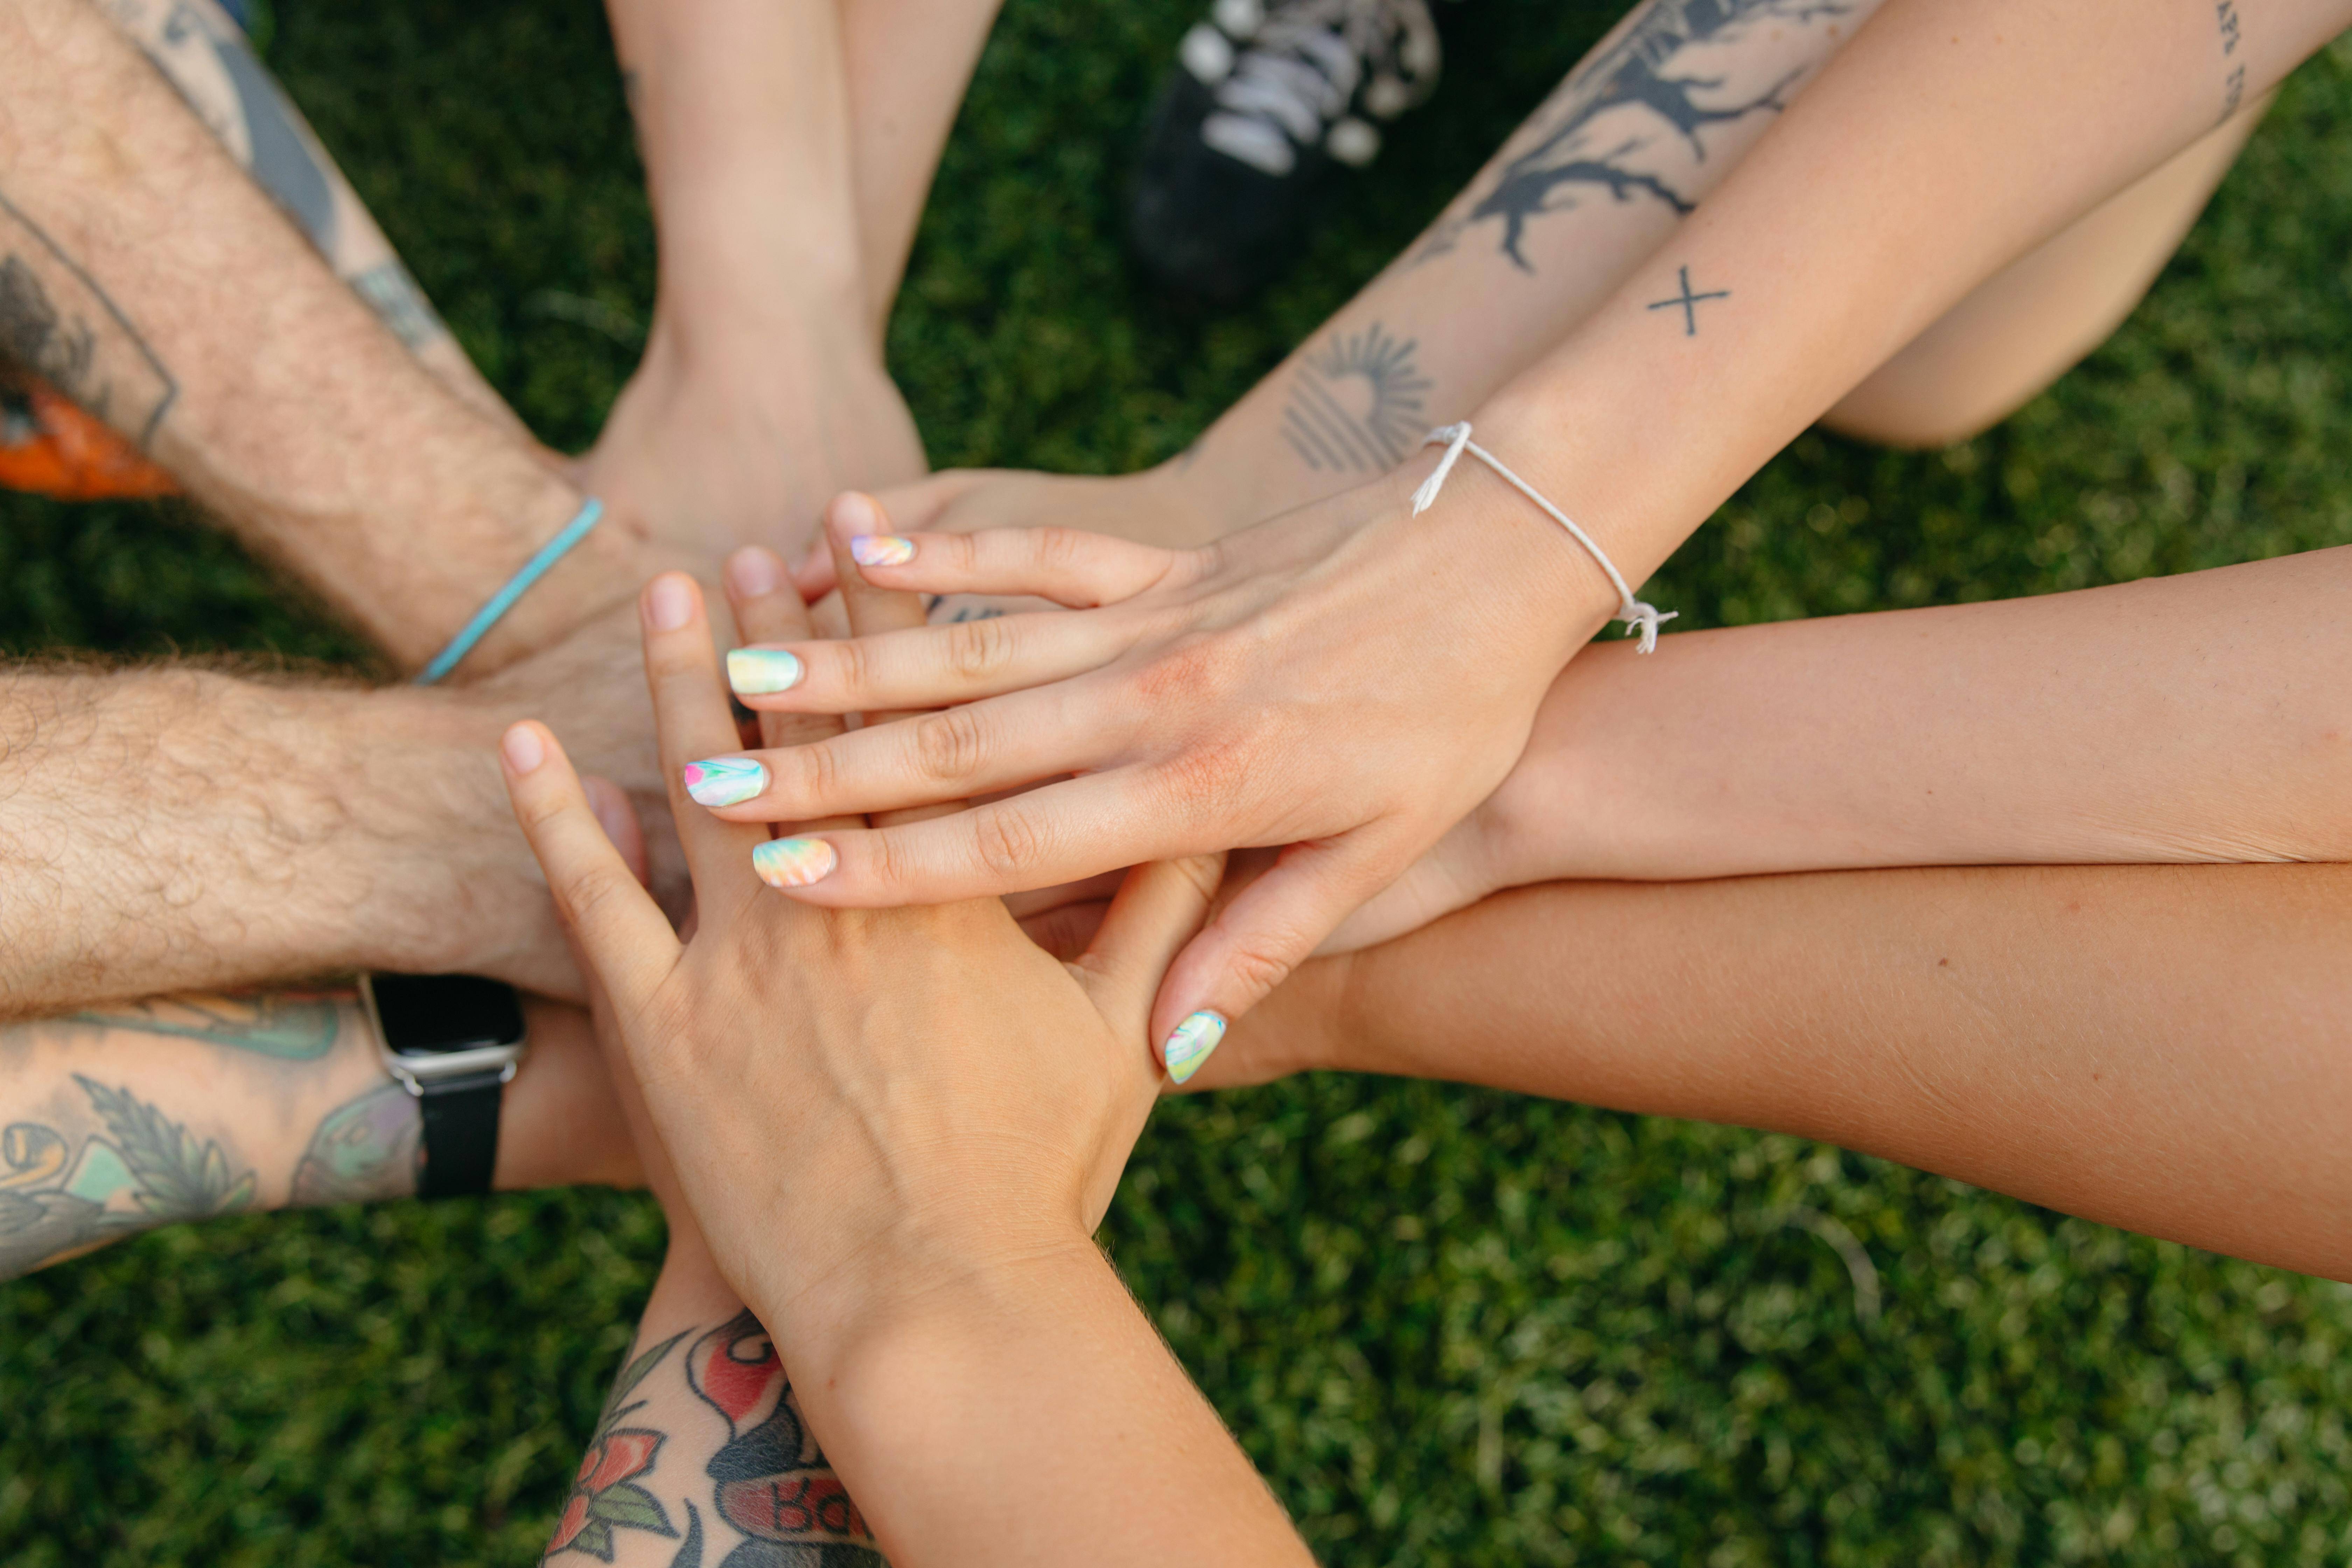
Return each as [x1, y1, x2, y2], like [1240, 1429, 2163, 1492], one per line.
[369, 974, 525, 1055]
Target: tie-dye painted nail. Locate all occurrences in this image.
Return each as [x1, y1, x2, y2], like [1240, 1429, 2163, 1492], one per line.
[849, 534, 916, 569]
[1160, 1011, 1227, 1085]
[752, 837, 838, 888]
[681, 757, 767, 809]
[727, 647, 804, 695]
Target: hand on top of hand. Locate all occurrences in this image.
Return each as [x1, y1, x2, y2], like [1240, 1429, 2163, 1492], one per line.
[498, 534, 1224, 1361]
[677, 457, 1622, 1055]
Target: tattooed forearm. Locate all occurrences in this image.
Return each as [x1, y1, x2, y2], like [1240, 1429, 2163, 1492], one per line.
[2216, 1, 2247, 120]
[0, 994, 423, 1281]
[1279, 322, 1433, 474]
[547, 1308, 883, 1565]
[1419, 0, 1871, 271]
[1646, 265, 1731, 335]
[97, 0, 455, 354]
[0, 189, 177, 448]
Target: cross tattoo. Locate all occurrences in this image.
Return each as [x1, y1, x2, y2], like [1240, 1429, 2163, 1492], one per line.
[1646, 265, 1730, 336]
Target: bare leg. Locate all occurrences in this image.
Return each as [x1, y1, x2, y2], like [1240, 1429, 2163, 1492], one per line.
[1825, 94, 2273, 447]
[1223, 861, 2352, 1283]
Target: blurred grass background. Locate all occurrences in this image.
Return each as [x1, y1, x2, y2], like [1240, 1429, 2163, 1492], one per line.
[6, 0, 2352, 1562]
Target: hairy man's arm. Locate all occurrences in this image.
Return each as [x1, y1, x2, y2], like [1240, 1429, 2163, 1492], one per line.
[0, 0, 654, 674]
[0, 994, 634, 1283]
[0, 666, 576, 1015]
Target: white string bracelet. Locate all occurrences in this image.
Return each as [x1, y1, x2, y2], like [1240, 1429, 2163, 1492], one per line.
[1410, 422, 1676, 654]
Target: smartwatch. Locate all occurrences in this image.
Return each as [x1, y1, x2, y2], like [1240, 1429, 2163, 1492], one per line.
[362, 973, 527, 1200]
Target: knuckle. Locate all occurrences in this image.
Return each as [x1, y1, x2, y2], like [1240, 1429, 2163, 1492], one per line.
[831, 635, 876, 700]
[1147, 732, 1255, 824]
[912, 706, 989, 784]
[1034, 526, 1092, 575]
[944, 616, 1015, 684]
[1220, 935, 1296, 1000]
[972, 803, 1048, 880]
[556, 863, 636, 930]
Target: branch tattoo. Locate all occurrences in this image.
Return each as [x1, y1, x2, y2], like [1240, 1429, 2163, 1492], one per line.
[1420, 0, 1857, 270]
[0, 189, 177, 448]
[1280, 322, 1433, 474]
[2216, 2, 2246, 121]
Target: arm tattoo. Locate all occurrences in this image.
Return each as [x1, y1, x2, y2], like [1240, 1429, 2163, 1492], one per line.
[2216, 2, 2247, 121]
[1645, 264, 1731, 335]
[1419, 0, 1858, 271]
[0, 1076, 254, 1279]
[290, 1082, 419, 1205]
[0, 189, 177, 448]
[1280, 322, 1433, 474]
[546, 1310, 884, 1565]
[69, 992, 344, 1060]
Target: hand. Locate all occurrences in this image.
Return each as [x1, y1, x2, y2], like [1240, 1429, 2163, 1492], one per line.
[497, 566, 1223, 1360]
[578, 311, 925, 570]
[692, 461, 1620, 1057]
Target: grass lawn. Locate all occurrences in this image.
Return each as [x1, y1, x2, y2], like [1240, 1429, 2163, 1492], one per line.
[7, 1, 2352, 1562]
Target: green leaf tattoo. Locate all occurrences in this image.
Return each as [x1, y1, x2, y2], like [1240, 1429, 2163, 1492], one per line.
[74, 1076, 257, 1219]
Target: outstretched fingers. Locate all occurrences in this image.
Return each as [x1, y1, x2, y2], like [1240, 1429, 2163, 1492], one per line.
[500, 722, 680, 1009]
[838, 511, 1192, 608]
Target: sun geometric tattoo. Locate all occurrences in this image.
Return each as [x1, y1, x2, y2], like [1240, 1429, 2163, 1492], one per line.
[1280, 321, 1434, 474]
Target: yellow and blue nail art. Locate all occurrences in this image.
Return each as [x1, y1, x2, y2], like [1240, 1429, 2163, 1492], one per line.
[1161, 1011, 1226, 1085]
[727, 647, 804, 695]
[752, 837, 837, 888]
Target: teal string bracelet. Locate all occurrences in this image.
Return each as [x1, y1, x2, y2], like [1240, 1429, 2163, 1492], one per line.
[414, 498, 605, 685]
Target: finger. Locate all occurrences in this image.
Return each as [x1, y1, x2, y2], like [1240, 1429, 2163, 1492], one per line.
[743, 768, 1179, 904]
[499, 721, 679, 1007]
[824, 517, 1188, 609]
[726, 609, 1139, 716]
[580, 775, 651, 888]
[1070, 854, 1228, 1040]
[642, 573, 769, 909]
[1148, 833, 1402, 1085]
[696, 680, 1121, 823]
[1017, 899, 1111, 961]
[722, 546, 848, 753]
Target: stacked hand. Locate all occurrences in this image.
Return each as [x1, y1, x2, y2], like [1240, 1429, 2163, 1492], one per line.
[686, 462, 1623, 1053]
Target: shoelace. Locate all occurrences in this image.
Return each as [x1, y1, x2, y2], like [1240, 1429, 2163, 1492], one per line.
[1199, 0, 1440, 176]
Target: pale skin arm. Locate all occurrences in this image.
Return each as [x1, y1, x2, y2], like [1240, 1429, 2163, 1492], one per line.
[0, 0, 656, 674]
[1333, 541, 2352, 945]
[0, 665, 602, 1015]
[0, 994, 637, 1284]
[1215, 859, 2352, 1286]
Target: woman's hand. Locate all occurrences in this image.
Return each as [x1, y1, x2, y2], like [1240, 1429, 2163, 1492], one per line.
[694, 463, 1623, 1058]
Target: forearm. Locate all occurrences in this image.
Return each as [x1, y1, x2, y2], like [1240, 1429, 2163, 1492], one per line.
[1482, 544, 2352, 883]
[1282, 862, 2352, 1281]
[0, 0, 647, 670]
[785, 1244, 1311, 1568]
[0, 994, 632, 1282]
[0, 667, 565, 1014]
[1471, 0, 2352, 586]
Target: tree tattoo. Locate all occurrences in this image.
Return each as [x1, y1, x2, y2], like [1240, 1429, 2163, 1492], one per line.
[1419, 0, 1857, 271]
[0, 1077, 255, 1281]
[547, 1330, 690, 1562]
[0, 188, 177, 448]
[686, 1309, 881, 1567]
[1280, 322, 1433, 474]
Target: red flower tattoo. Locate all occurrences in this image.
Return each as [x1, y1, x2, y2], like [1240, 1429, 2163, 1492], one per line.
[545, 1330, 685, 1562]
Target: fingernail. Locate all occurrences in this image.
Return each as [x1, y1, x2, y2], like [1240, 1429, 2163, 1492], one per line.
[831, 491, 879, 536]
[645, 573, 695, 631]
[850, 534, 916, 569]
[1161, 1011, 1227, 1085]
[681, 757, 768, 809]
[501, 723, 545, 775]
[752, 837, 838, 888]
[726, 547, 783, 599]
[727, 646, 804, 695]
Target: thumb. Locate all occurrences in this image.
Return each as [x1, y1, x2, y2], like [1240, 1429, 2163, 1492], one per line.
[1149, 833, 1398, 1085]
[1071, 853, 1228, 1041]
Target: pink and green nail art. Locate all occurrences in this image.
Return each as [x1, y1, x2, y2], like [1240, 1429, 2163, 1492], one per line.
[1161, 1011, 1226, 1085]
[682, 757, 767, 809]
[849, 534, 916, 569]
[726, 647, 804, 695]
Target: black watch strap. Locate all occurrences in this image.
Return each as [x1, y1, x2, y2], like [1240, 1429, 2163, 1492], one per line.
[416, 1068, 505, 1199]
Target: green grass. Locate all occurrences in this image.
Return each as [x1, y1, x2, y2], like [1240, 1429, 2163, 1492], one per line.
[6, 1, 2352, 1562]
